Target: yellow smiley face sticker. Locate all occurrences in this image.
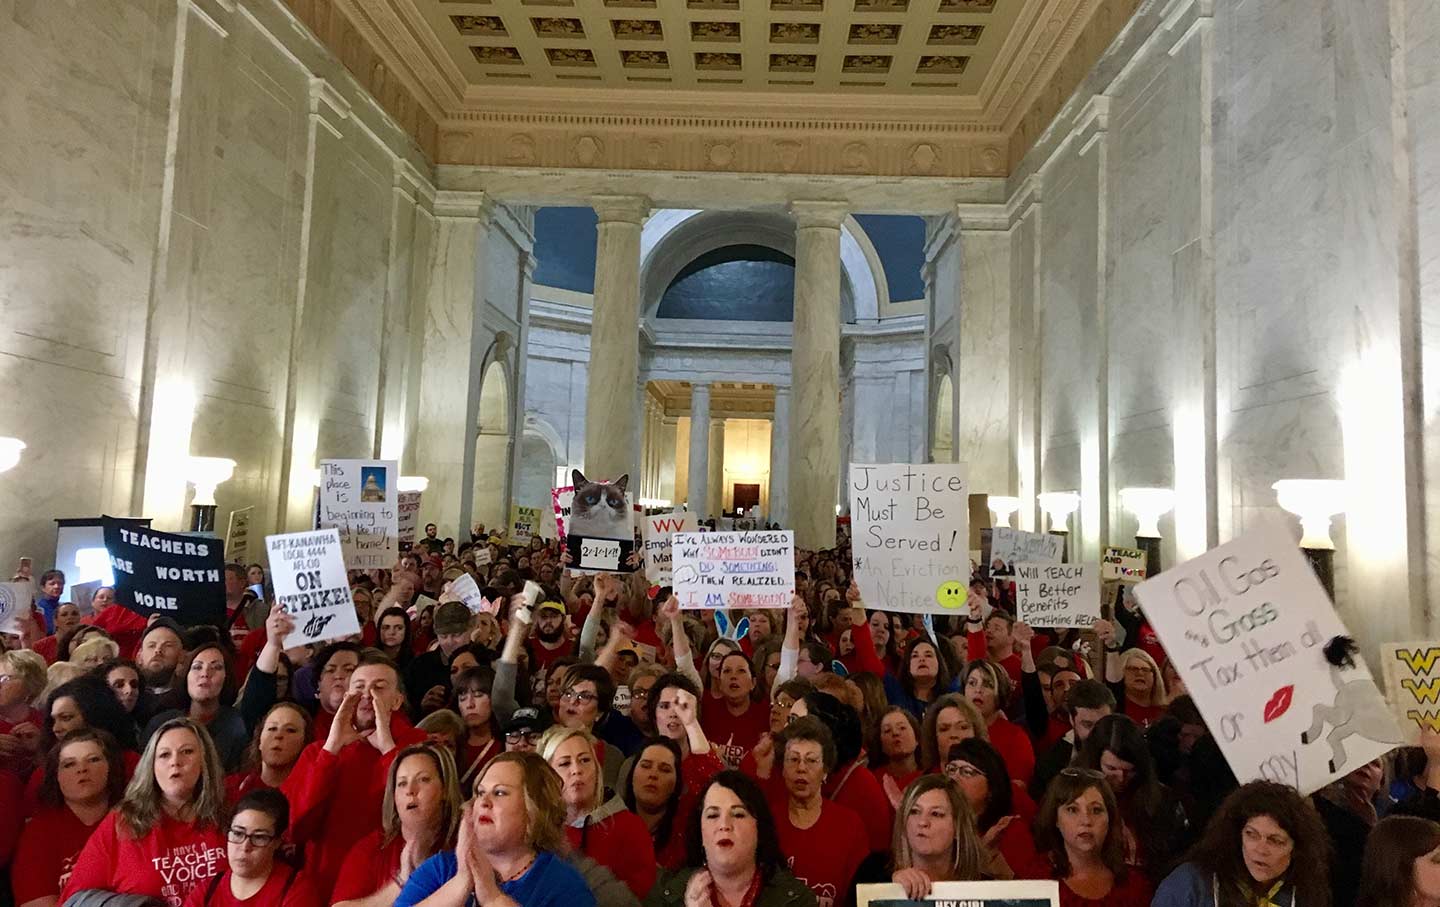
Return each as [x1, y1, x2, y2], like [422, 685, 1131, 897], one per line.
[936, 580, 967, 609]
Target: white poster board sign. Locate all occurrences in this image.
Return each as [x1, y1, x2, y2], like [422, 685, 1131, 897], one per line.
[510, 505, 540, 545]
[673, 530, 794, 610]
[397, 492, 422, 548]
[0, 582, 32, 635]
[643, 510, 696, 584]
[1380, 642, 1440, 744]
[1015, 563, 1099, 628]
[473, 547, 493, 567]
[848, 463, 969, 613]
[448, 573, 491, 615]
[318, 459, 398, 570]
[857, 880, 1059, 907]
[265, 529, 361, 647]
[1101, 546, 1147, 583]
[225, 507, 253, 564]
[1133, 521, 1405, 794]
[989, 527, 1063, 573]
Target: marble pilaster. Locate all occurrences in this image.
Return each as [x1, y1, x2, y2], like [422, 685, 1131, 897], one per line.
[769, 386, 791, 527]
[583, 195, 649, 482]
[708, 418, 726, 516]
[687, 384, 711, 515]
[788, 201, 848, 549]
[659, 416, 679, 504]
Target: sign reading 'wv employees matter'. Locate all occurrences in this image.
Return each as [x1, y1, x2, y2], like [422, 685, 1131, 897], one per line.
[848, 463, 968, 613]
[103, 517, 226, 626]
[265, 529, 360, 648]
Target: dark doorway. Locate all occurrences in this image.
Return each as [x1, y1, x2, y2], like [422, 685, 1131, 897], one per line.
[732, 483, 760, 513]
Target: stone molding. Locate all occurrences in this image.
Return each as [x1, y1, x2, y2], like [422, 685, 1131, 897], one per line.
[790, 201, 851, 231]
[592, 195, 652, 226]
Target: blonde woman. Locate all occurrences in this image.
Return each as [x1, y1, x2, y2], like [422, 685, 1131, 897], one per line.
[0, 649, 47, 771]
[891, 774, 1011, 898]
[539, 726, 656, 898]
[69, 636, 120, 670]
[62, 716, 228, 907]
[1109, 647, 1167, 728]
[333, 743, 463, 907]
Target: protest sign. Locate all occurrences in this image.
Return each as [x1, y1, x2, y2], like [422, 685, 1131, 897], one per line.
[1379, 642, 1440, 743]
[989, 528, 1062, 574]
[70, 580, 103, 616]
[103, 518, 226, 626]
[448, 573, 499, 615]
[848, 463, 969, 613]
[561, 472, 637, 573]
[397, 492, 422, 549]
[1101, 546, 1146, 583]
[0, 582, 31, 635]
[225, 507, 253, 563]
[510, 505, 540, 545]
[265, 529, 359, 647]
[318, 459, 398, 570]
[1133, 521, 1404, 794]
[1015, 563, 1099, 628]
[643, 510, 696, 584]
[858, 880, 1059, 907]
[473, 547, 493, 567]
[673, 530, 794, 610]
[551, 486, 574, 539]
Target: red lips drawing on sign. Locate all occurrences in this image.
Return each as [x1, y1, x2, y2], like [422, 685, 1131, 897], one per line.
[1264, 685, 1295, 723]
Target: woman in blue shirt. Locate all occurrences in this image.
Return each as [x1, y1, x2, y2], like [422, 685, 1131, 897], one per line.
[396, 752, 596, 907]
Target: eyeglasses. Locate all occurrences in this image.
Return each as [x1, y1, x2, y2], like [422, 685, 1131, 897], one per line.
[226, 828, 277, 848]
[561, 690, 598, 705]
[505, 730, 541, 744]
[944, 763, 985, 780]
[630, 689, 651, 702]
[1059, 767, 1106, 781]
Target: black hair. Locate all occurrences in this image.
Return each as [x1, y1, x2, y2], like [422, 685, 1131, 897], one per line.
[43, 675, 139, 752]
[684, 770, 787, 881]
[621, 736, 684, 849]
[232, 787, 291, 836]
[946, 738, 1013, 831]
[375, 606, 414, 665]
[564, 663, 617, 713]
[1066, 679, 1117, 715]
[646, 672, 700, 732]
[799, 690, 863, 766]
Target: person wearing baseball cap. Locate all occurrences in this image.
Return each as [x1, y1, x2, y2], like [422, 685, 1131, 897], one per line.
[403, 600, 474, 718]
[503, 707, 543, 753]
[528, 599, 574, 675]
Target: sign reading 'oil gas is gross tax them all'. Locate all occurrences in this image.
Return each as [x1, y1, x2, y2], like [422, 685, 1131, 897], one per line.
[1133, 521, 1405, 795]
[673, 531, 794, 610]
[848, 463, 968, 613]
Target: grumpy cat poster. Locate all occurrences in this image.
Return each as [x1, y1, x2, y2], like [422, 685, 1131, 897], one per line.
[563, 470, 638, 573]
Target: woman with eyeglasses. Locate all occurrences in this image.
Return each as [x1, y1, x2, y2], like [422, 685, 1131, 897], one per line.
[394, 752, 596, 907]
[1030, 768, 1152, 906]
[540, 726, 656, 898]
[558, 664, 625, 789]
[332, 743, 462, 907]
[785, 690, 894, 856]
[184, 788, 319, 907]
[12, 729, 127, 907]
[889, 774, 1012, 898]
[62, 716, 228, 907]
[770, 717, 869, 907]
[1153, 780, 1331, 907]
[643, 771, 816, 907]
[942, 739, 1038, 882]
[622, 736, 687, 869]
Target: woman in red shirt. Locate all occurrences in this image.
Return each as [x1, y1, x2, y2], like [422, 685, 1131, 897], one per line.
[62, 717, 229, 907]
[870, 707, 922, 797]
[918, 694, 985, 773]
[13, 729, 127, 907]
[770, 717, 869, 907]
[539, 726, 656, 898]
[331, 743, 462, 907]
[184, 788, 320, 907]
[452, 666, 500, 790]
[942, 738, 1037, 878]
[1028, 770, 1153, 907]
[961, 660, 1035, 785]
[621, 737, 687, 869]
[700, 652, 769, 769]
[225, 703, 310, 803]
[0, 649, 46, 777]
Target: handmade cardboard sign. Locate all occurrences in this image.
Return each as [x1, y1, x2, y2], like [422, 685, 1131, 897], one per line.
[673, 530, 794, 610]
[848, 463, 969, 613]
[0, 583, 31, 635]
[510, 505, 540, 545]
[1015, 563, 1099, 628]
[1133, 521, 1404, 794]
[265, 529, 359, 647]
[1101, 546, 1147, 583]
[318, 459, 398, 569]
[1380, 642, 1440, 743]
[989, 527, 1063, 574]
[103, 518, 226, 626]
[225, 507, 253, 564]
[397, 492, 422, 549]
[643, 510, 696, 584]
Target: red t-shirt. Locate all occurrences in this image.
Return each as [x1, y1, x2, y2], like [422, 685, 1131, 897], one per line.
[772, 799, 869, 907]
[31, 636, 60, 665]
[0, 771, 23, 869]
[871, 763, 921, 794]
[1121, 699, 1165, 729]
[655, 751, 724, 870]
[0, 709, 43, 778]
[825, 759, 894, 854]
[700, 700, 769, 769]
[83, 607, 148, 659]
[62, 812, 227, 907]
[986, 716, 1036, 785]
[528, 637, 574, 674]
[566, 807, 657, 899]
[12, 804, 103, 904]
[181, 864, 320, 907]
[331, 830, 404, 902]
[1056, 871, 1153, 907]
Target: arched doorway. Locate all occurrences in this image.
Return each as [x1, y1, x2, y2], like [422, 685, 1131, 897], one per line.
[516, 417, 562, 536]
[473, 357, 510, 531]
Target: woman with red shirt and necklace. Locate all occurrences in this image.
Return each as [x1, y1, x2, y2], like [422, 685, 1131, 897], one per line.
[451, 666, 500, 789]
[13, 729, 127, 907]
[183, 788, 319, 907]
[769, 718, 868, 907]
[62, 717, 228, 907]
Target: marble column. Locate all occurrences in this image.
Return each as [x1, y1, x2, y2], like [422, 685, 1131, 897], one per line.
[412, 191, 491, 538]
[769, 386, 790, 527]
[659, 416, 679, 505]
[708, 418, 726, 516]
[583, 195, 649, 482]
[687, 384, 711, 515]
[788, 201, 848, 549]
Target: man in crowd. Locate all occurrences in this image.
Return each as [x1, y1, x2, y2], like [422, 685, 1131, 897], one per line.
[404, 600, 474, 716]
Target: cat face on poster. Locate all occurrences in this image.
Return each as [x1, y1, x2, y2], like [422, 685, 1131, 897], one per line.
[569, 470, 631, 540]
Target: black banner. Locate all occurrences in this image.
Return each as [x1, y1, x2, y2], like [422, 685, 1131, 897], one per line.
[103, 517, 226, 627]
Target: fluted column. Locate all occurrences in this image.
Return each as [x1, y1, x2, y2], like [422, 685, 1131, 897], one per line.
[769, 386, 790, 527]
[708, 418, 726, 516]
[583, 195, 649, 481]
[686, 384, 711, 516]
[788, 201, 847, 549]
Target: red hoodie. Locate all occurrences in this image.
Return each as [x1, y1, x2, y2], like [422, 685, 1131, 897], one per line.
[281, 715, 426, 897]
[61, 812, 226, 907]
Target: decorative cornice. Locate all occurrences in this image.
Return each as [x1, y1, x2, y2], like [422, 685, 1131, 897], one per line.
[790, 201, 851, 232]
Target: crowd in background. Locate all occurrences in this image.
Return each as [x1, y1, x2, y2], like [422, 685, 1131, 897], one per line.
[4, 520, 1440, 907]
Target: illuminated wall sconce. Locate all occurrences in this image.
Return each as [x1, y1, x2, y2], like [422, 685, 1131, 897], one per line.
[398, 476, 430, 493]
[987, 495, 1022, 529]
[1119, 486, 1174, 578]
[1037, 491, 1081, 533]
[1272, 478, 1346, 599]
[186, 457, 236, 533]
[0, 437, 26, 473]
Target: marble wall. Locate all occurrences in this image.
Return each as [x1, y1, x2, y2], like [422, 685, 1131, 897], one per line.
[0, 0, 529, 562]
[930, 0, 1439, 647]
